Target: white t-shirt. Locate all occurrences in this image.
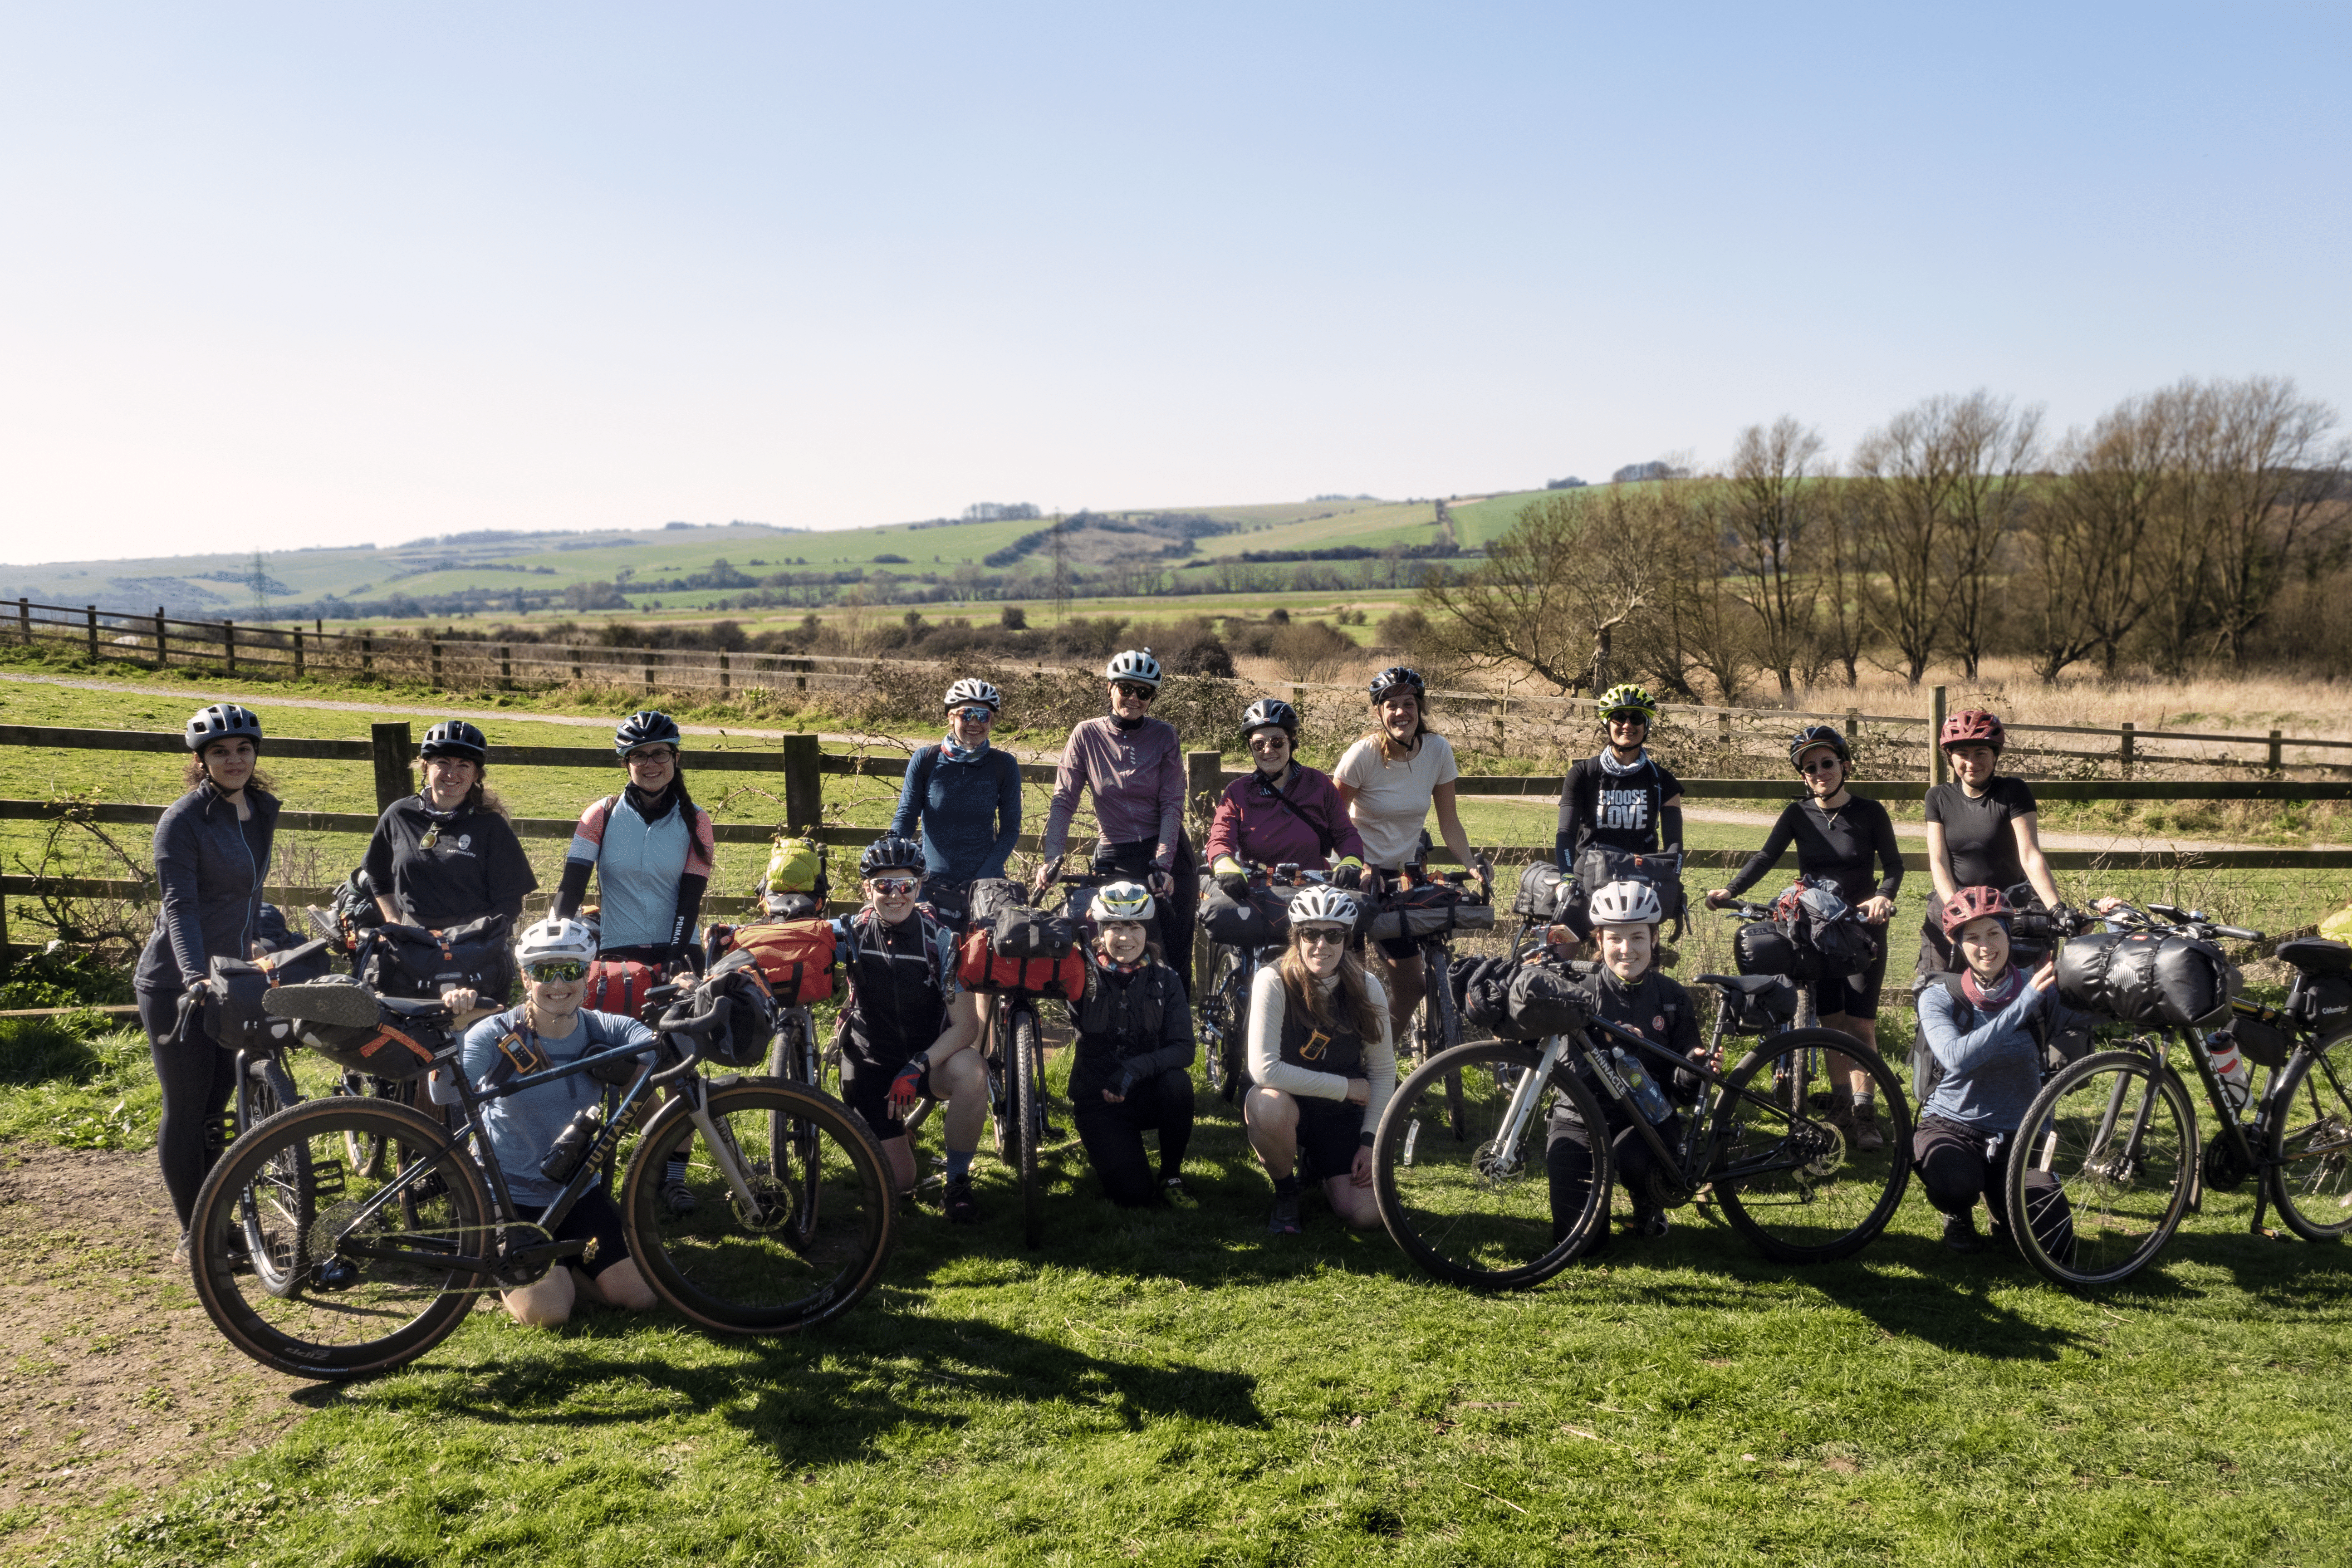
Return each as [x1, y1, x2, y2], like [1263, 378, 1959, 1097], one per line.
[1335, 732, 1459, 869]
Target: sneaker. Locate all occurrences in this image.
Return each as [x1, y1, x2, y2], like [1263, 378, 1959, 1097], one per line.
[1631, 1209, 1670, 1240]
[944, 1178, 983, 1225]
[172, 1232, 191, 1267]
[1268, 1190, 1303, 1235]
[1161, 1174, 1186, 1197]
[1942, 1211, 1985, 1254]
[1851, 1104, 1886, 1153]
[661, 1176, 697, 1215]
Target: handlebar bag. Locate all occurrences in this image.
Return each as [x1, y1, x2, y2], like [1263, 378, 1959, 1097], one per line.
[683, 949, 778, 1067]
[955, 928, 1088, 999]
[364, 914, 513, 1001]
[1452, 955, 1515, 1034]
[992, 905, 1077, 960]
[1504, 964, 1591, 1039]
[731, 919, 842, 1005]
[964, 878, 1030, 930]
[1512, 862, 1565, 921]
[202, 956, 289, 1054]
[1734, 920, 1815, 985]
[2057, 930, 2233, 1030]
[1573, 847, 1683, 892]
[1200, 882, 1290, 948]
[1364, 884, 1496, 942]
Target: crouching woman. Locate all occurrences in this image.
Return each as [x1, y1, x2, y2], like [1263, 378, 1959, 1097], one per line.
[1069, 880, 1197, 1205]
[1914, 885, 2081, 1259]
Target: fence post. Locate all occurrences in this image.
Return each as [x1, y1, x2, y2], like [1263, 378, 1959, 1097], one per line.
[500, 644, 512, 691]
[781, 733, 822, 833]
[85, 606, 98, 664]
[371, 722, 414, 814]
[720, 651, 731, 693]
[2119, 721, 2134, 779]
[155, 608, 168, 670]
[2269, 730, 2283, 777]
[571, 643, 583, 683]
[223, 619, 235, 676]
[643, 656, 655, 696]
[1844, 706, 1857, 740]
[1186, 750, 1222, 823]
[430, 640, 443, 689]
[17, 598, 28, 644]
[361, 633, 374, 677]
[1930, 685, 1948, 786]
[293, 629, 304, 679]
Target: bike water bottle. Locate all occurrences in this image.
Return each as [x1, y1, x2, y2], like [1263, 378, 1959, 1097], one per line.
[1612, 1046, 1673, 1124]
[426, 1065, 463, 1106]
[539, 1104, 605, 1183]
[2206, 1030, 2252, 1116]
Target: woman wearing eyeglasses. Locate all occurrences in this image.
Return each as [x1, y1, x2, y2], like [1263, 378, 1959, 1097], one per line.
[1705, 725, 1902, 1151]
[889, 679, 1023, 930]
[1241, 886, 1394, 1235]
[1035, 649, 1199, 983]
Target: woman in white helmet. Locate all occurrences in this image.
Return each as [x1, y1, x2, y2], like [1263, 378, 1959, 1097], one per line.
[1242, 885, 1394, 1235]
[1067, 880, 1197, 1205]
[456, 917, 661, 1326]
[888, 677, 1023, 929]
[1035, 648, 1199, 982]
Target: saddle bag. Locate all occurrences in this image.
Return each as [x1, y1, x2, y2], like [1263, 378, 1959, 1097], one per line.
[731, 919, 843, 1005]
[1503, 963, 1590, 1039]
[1199, 882, 1291, 948]
[364, 914, 513, 1001]
[955, 928, 1088, 999]
[1718, 977, 1800, 1034]
[289, 979, 446, 1082]
[2057, 930, 2235, 1030]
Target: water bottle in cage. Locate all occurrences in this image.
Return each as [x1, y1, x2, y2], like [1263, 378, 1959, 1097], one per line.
[1612, 1047, 1673, 1124]
[2205, 1030, 2252, 1116]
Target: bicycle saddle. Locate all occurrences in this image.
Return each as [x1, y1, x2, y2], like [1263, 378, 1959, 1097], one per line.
[1696, 973, 1787, 998]
[2275, 937, 2352, 977]
[379, 995, 455, 1021]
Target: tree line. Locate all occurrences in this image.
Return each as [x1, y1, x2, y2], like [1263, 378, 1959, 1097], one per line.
[1419, 376, 2351, 701]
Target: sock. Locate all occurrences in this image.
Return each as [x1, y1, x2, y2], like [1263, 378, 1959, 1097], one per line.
[1273, 1174, 1302, 1198]
[666, 1152, 687, 1183]
[1853, 1091, 1876, 1111]
[946, 1147, 975, 1183]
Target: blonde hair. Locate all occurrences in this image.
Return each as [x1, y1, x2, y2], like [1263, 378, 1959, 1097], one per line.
[1277, 931, 1386, 1042]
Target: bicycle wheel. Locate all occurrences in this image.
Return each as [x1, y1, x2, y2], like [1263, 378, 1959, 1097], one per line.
[623, 1078, 897, 1333]
[764, 1009, 825, 1249]
[236, 1055, 310, 1298]
[1201, 948, 1247, 1093]
[1710, 1028, 1912, 1264]
[188, 1097, 490, 1379]
[2005, 1049, 2196, 1289]
[1373, 1041, 1612, 1289]
[1422, 948, 1466, 1139]
[1012, 1007, 1045, 1249]
[2267, 1032, 2352, 1241]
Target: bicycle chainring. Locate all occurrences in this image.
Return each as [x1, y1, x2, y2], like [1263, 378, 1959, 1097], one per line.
[2201, 1131, 2252, 1193]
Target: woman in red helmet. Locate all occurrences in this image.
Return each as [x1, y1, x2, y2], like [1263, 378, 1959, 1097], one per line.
[1916, 708, 2065, 996]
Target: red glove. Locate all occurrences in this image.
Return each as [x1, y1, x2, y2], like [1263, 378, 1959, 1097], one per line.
[887, 1058, 927, 1114]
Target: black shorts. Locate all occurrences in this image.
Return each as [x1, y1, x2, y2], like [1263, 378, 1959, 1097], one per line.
[1291, 1093, 1367, 1179]
[838, 1050, 941, 1142]
[1816, 938, 1889, 1018]
[550, 1185, 630, 1280]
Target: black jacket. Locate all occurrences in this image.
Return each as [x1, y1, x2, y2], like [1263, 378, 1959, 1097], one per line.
[135, 781, 279, 995]
[1069, 958, 1194, 1100]
[363, 794, 537, 930]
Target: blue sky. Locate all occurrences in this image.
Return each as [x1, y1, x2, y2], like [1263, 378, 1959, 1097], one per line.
[3, 3, 2346, 561]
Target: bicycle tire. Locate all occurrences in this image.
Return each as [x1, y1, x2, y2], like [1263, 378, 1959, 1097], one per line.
[337, 1071, 387, 1176]
[188, 1097, 490, 1379]
[764, 1009, 825, 1250]
[2264, 1030, 2352, 1243]
[623, 1076, 896, 1334]
[1423, 949, 1466, 1140]
[1373, 1040, 1612, 1290]
[1203, 948, 1247, 1093]
[1013, 1008, 1045, 1249]
[2004, 1049, 2197, 1290]
[237, 1056, 310, 1298]
[1710, 1028, 1912, 1264]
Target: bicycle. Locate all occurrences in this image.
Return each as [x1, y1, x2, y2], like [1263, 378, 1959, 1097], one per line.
[2003, 902, 2352, 1290]
[1196, 862, 1331, 1098]
[1374, 942, 1913, 1289]
[186, 976, 897, 1379]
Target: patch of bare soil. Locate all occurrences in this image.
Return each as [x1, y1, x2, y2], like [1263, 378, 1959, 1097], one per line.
[0, 1143, 307, 1560]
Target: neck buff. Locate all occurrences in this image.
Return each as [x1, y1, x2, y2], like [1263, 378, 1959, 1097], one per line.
[1597, 745, 1650, 777]
[1111, 710, 1149, 732]
[416, 792, 462, 821]
[1255, 760, 1295, 790]
[1962, 962, 2024, 1012]
[942, 732, 990, 762]
[1094, 949, 1147, 978]
[624, 773, 685, 823]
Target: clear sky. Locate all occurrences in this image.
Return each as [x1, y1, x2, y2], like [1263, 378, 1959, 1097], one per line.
[3, 3, 2346, 562]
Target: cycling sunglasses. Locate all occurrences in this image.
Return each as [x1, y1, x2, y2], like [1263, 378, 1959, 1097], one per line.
[525, 960, 588, 982]
[953, 706, 995, 723]
[867, 875, 922, 896]
[1113, 682, 1157, 701]
[1295, 927, 1347, 946]
[1798, 755, 1844, 774]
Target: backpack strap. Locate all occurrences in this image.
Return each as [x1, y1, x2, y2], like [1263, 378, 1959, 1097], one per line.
[1256, 770, 1338, 859]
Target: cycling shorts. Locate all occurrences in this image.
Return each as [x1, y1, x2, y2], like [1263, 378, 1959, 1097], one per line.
[839, 1051, 943, 1142]
[1291, 1093, 1367, 1179]
[551, 1186, 631, 1280]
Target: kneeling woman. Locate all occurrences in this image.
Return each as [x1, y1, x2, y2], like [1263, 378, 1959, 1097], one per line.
[1068, 881, 1197, 1205]
[1548, 880, 1705, 1250]
[457, 918, 661, 1326]
[1914, 886, 2081, 1257]
[1243, 886, 1394, 1234]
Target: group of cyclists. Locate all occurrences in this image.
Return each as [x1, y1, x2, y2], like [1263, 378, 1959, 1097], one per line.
[138, 648, 2114, 1326]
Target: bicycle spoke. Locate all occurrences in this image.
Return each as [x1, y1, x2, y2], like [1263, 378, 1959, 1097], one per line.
[1711, 1030, 1911, 1264]
[2267, 1032, 2352, 1242]
[2009, 1051, 2192, 1289]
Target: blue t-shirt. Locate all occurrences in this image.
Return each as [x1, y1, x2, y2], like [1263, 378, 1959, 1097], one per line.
[459, 1007, 657, 1206]
[889, 744, 1022, 882]
[1916, 981, 2091, 1133]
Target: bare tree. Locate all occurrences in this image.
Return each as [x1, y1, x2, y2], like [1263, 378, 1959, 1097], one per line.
[2184, 376, 2349, 665]
[2017, 392, 2173, 681]
[1806, 479, 1870, 686]
[1938, 393, 2043, 678]
[1420, 489, 1663, 695]
[1723, 418, 1826, 702]
[1046, 519, 1073, 623]
[1645, 481, 1754, 702]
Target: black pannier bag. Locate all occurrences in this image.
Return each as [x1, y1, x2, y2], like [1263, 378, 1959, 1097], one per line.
[992, 905, 1078, 960]
[2056, 930, 2235, 1031]
[1735, 920, 1813, 985]
[1513, 862, 1565, 921]
[365, 914, 513, 1001]
[1364, 884, 1496, 942]
[1504, 964, 1591, 1039]
[1199, 881, 1291, 949]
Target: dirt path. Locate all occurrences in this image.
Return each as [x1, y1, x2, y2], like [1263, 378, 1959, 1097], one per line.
[1676, 804, 2288, 856]
[0, 1143, 311, 1559]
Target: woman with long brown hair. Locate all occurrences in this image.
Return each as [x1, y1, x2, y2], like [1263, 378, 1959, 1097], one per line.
[1241, 885, 1395, 1235]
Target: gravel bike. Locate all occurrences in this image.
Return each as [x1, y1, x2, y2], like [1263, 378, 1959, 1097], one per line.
[1374, 951, 1912, 1289]
[2004, 902, 2352, 1290]
[187, 980, 896, 1378]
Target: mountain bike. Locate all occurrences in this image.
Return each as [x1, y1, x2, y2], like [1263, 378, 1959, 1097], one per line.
[2004, 903, 2352, 1290]
[1374, 953, 1912, 1289]
[186, 980, 896, 1379]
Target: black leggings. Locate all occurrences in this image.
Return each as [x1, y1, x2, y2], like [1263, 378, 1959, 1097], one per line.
[1547, 1102, 1682, 1236]
[141, 988, 242, 1231]
[1071, 1068, 1195, 1206]
[1914, 1115, 2075, 1256]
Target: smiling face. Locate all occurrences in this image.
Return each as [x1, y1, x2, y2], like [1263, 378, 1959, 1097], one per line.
[422, 754, 478, 808]
[626, 745, 678, 792]
[1597, 923, 1656, 982]
[525, 965, 584, 1026]
[1377, 693, 1420, 745]
[1109, 681, 1155, 720]
[1096, 920, 1149, 963]
[1947, 744, 1998, 789]
[1955, 914, 2011, 979]
[199, 737, 257, 794]
[1605, 713, 1648, 755]
[1293, 923, 1348, 976]
[1246, 726, 1293, 775]
[1796, 745, 1847, 797]
[864, 870, 923, 924]
[949, 706, 996, 746]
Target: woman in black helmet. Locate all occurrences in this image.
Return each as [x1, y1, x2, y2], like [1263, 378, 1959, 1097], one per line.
[133, 704, 281, 1259]
[362, 719, 537, 932]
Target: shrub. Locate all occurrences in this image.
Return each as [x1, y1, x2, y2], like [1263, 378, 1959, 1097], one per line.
[1000, 605, 1028, 630]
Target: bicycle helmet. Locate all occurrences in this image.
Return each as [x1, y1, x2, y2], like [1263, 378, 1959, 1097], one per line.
[420, 719, 489, 764]
[184, 703, 263, 753]
[1104, 648, 1164, 690]
[944, 677, 1001, 712]
[514, 916, 599, 970]
[1239, 697, 1299, 740]
[1587, 879, 1664, 928]
[1939, 708, 2005, 753]
[858, 833, 925, 878]
[1092, 880, 1154, 922]
[614, 710, 683, 756]
[1940, 884, 2013, 938]
[1368, 666, 1426, 704]
[1788, 724, 1850, 772]
[1288, 884, 1361, 929]
[1597, 684, 1659, 725]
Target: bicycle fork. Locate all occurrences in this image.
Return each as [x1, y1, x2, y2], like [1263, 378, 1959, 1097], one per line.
[674, 1077, 772, 1222]
[1407, 1034, 1567, 1175]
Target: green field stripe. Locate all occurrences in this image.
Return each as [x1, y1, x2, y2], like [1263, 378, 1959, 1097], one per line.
[0, 724, 372, 760]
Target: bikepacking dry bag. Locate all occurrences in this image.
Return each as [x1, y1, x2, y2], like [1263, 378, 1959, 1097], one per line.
[1513, 861, 1566, 921]
[1774, 879, 1879, 972]
[964, 878, 1030, 929]
[764, 835, 828, 897]
[956, 928, 1088, 999]
[732, 919, 843, 1005]
[287, 978, 446, 1081]
[685, 949, 778, 1068]
[583, 958, 663, 1019]
[1735, 919, 1813, 984]
[1505, 963, 1590, 1039]
[1452, 955, 1515, 1035]
[992, 905, 1078, 960]
[1199, 882, 1290, 948]
[2056, 930, 2235, 1030]
[1364, 885, 1496, 942]
[364, 913, 513, 1001]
